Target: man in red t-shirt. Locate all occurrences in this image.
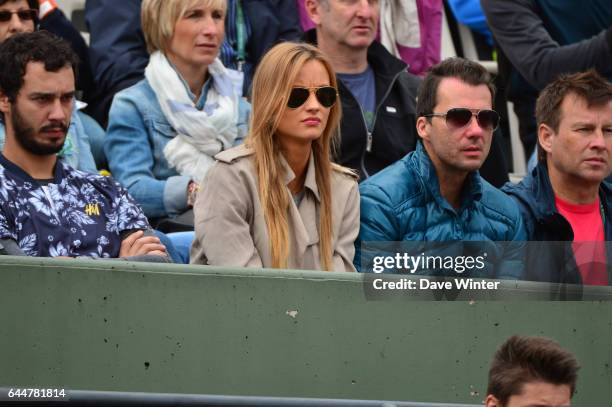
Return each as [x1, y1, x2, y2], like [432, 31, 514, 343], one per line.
[503, 70, 612, 285]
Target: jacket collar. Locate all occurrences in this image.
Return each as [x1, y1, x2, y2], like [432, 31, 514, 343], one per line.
[600, 181, 612, 240]
[0, 153, 63, 185]
[281, 151, 320, 202]
[216, 145, 321, 202]
[413, 142, 483, 211]
[280, 150, 320, 264]
[527, 161, 559, 220]
[525, 161, 612, 217]
[528, 161, 612, 235]
[303, 29, 407, 79]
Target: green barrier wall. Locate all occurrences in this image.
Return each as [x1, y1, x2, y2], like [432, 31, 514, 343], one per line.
[1, 257, 611, 404]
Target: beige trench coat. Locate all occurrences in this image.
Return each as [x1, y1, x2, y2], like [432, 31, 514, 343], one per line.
[190, 145, 360, 272]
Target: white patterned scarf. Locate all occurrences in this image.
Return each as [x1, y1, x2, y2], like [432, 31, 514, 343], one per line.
[145, 51, 243, 180]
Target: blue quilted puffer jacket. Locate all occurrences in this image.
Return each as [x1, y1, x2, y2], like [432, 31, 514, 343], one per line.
[356, 142, 526, 277]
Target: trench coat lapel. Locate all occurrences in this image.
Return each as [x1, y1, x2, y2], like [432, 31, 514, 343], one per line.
[282, 153, 320, 267]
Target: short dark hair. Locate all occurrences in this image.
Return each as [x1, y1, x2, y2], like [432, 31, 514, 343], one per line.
[536, 70, 612, 162]
[416, 57, 495, 118]
[487, 335, 579, 405]
[0, 30, 78, 102]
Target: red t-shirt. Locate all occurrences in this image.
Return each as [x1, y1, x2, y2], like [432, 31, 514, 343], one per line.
[555, 196, 608, 285]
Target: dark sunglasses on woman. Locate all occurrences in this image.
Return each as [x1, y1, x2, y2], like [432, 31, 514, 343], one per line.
[287, 86, 338, 109]
[423, 108, 500, 131]
[0, 9, 37, 22]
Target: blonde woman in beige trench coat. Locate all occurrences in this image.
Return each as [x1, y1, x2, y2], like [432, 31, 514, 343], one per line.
[190, 42, 360, 272]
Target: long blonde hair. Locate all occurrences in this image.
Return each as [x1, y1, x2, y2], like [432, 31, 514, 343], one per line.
[246, 42, 341, 271]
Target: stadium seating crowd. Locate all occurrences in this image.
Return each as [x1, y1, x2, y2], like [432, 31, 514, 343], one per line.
[0, 0, 610, 285]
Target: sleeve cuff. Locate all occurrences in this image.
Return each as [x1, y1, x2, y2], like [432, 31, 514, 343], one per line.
[163, 175, 192, 217]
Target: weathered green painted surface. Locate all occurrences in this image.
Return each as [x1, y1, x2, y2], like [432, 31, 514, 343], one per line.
[0, 256, 611, 404]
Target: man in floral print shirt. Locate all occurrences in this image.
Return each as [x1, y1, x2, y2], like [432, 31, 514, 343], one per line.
[0, 31, 168, 261]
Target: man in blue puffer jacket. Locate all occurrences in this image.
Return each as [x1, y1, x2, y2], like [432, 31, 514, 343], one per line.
[356, 58, 525, 277]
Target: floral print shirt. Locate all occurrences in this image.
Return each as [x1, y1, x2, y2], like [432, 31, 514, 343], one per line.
[0, 155, 149, 258]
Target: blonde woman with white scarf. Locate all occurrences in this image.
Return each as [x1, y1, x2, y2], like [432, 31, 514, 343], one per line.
[105, 0, 249, 238]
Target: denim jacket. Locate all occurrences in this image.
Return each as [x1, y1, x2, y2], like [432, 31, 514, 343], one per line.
[0, 104, 97, 173]
[105, 77, 250, 219]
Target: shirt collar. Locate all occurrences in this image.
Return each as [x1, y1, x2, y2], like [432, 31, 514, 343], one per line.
[280, 152, 320, 202]
[0, 153, 63, 184]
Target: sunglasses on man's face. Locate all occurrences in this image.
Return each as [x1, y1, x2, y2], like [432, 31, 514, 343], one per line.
[287, 86, 338, 109]
[0, 9, 37, 22]
[424, 108, 500, 131]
